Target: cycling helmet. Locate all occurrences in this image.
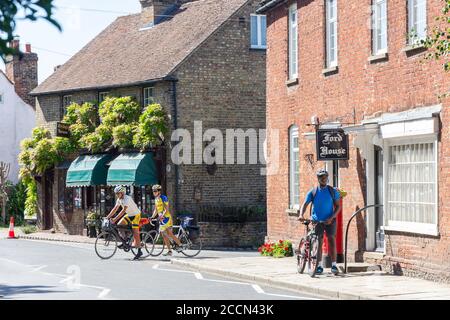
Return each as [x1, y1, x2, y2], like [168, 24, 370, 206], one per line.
[114, 186, 125, 194]
[316, 169, 329, 177]
[152, 184, 162, 192]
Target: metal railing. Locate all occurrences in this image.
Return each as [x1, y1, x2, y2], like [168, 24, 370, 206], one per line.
[344, 204, 383, 274]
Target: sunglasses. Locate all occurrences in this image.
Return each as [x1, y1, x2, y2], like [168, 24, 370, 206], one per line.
[152, 190, 160, 193]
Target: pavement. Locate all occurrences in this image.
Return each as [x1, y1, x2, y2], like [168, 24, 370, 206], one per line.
[2, 229, 450, 300]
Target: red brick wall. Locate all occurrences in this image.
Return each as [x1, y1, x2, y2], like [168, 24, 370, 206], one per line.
[265, 0, 449, 282]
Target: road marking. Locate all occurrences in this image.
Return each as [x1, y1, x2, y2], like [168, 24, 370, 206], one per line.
[252, 284, 265, 294]
[31, 265, 48, 272]
[0, 257, 111, 300]
[152, 263, 319, 300]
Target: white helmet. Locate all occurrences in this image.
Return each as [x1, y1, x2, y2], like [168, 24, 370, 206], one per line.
[114, 186, 125, 194]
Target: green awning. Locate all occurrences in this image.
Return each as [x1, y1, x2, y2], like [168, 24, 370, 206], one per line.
[66, 154, 114, 187]
[107, 152, 158, 186]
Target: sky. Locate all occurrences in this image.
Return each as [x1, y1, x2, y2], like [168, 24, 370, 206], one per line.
[1, 0, 142, 84]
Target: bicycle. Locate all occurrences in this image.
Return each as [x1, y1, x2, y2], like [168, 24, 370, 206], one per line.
[296, 219, 326, 277]
[95, 218, 154, 260]
[148, 216, 202, 257]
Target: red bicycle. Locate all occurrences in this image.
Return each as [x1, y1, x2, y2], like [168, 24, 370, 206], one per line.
[297, 219, 324, 277]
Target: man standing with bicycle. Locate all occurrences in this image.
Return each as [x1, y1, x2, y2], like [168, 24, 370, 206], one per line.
[298, 169, 341, 275]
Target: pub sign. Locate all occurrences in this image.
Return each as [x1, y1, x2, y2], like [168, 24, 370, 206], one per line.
[316, 129, 349, 161]
[56, 122, 70, 138]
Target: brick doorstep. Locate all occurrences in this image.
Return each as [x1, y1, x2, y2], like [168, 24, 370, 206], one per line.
[170, 257, 450, 300]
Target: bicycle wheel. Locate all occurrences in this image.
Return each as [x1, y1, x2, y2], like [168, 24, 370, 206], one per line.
[95, 231, 118, 260]
[308, 235, 322, 277]
[148, 230, 165, 256]
[297, 238, 307, 274]
[131, 231, 155, 258]
[179, 231, 202, 257]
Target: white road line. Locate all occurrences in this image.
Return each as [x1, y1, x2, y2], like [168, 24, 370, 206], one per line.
[31, 265, 48, 272]
[98, 289, 111, 299]
[252, 284, 265, 294]
[0, 257, 111, 300]
[152, 263, 318, 300]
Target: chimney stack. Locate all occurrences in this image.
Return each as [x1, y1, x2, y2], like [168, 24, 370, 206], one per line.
[139, 0, 180, 28]
[5, 38, 38, 108]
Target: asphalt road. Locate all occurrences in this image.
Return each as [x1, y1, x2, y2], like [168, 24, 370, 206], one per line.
[0, 239, 322, 300]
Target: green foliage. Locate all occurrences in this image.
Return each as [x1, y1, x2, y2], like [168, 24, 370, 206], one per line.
[421, 1, 449, 81]
[421, 0, 450, 99]
[21, 225, 38, 234]
[63, 102, 98, 143]
[0, 0, 61, 60]
[99, 96, 141, 127]
[18, 96, 169, 217]
[113, 123, 136, 148]
[134, 104, 168, 150]
[6, 180, 26, 225]
[24, 179, 37, 217]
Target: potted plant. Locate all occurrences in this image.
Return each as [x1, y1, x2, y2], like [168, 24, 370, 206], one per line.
[86, 209, 100, 238]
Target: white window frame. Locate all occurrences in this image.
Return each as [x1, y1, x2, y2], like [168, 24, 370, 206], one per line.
[99, 92, 109, 103]
[288, 2, 298, 80]
[62, 95, 72, 116]
[250, 14, 267, 49]
[289, 125, 300, 209]
[372, 0, 388, 55]
[143, 87, 154, 106]
[383, 135, 439, 236]
[325, 0, 338, 68]
[408, 0, 427, 45]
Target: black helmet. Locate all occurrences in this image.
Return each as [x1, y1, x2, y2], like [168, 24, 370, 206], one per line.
[316, 169, 329, 177]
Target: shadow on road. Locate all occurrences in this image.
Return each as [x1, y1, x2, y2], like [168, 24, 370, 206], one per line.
[0, 285, 67, 298]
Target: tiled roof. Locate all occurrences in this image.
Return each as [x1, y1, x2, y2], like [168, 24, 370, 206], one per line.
[32, 0, 249, 95]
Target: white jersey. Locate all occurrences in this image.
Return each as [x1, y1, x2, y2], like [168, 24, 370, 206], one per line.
[116, 195, 140, 217]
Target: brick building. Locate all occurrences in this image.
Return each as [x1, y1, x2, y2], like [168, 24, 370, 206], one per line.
[258, 0, 449, 282]
[30, 0, 267, 246]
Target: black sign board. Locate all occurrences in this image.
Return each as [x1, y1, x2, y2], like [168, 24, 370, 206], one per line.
[316, 129, 349, 161]
[56, 122, 70, 138]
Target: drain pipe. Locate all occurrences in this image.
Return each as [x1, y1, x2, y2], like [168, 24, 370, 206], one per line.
[170, 79, 180, 213]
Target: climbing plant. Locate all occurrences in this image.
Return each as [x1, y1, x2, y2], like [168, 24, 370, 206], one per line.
[18, 96, 169, 216]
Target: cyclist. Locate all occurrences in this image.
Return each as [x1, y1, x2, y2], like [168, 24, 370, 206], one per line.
[298, 169, 341, 275]
[106, 186, 143, 260]
[151, 184, 183, 256]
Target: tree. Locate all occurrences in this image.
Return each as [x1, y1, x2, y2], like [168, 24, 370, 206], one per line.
[0, 162, 11, 224]
[421, 0, 449, 73]
[0, 0, 60, 59]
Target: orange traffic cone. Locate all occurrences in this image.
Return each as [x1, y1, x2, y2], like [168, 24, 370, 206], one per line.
[8, 216, 16, 239]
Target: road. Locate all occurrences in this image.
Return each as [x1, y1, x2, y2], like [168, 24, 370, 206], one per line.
[0, 239, 323, 300]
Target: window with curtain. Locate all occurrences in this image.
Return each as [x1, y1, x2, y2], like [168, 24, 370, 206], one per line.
[288, 2, 298, 79]
[326, 0, 338, 68]
[289, 125, 300, 209]
[408, 0, 427, 44]
[251, 14, 267, 49]
[386, 140, 437, 233]
[372, 0, 387, 55]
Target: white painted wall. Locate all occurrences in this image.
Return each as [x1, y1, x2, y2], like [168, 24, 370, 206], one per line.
[0, 71, 35, 184]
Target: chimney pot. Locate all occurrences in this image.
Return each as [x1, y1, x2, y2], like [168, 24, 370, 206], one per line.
[11, 39, 20, 49]
[25, 43, 31, 53]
